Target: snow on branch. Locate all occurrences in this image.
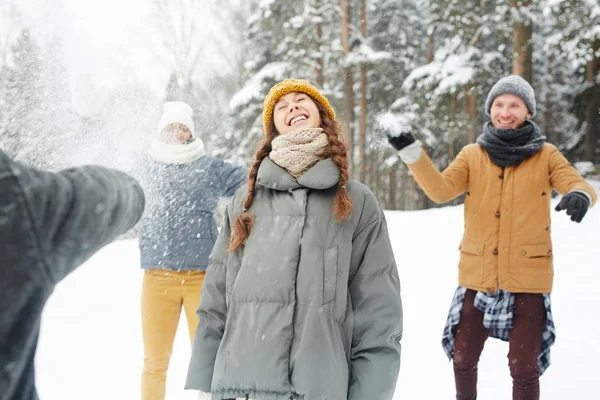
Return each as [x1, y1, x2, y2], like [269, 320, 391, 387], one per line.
[229, 62, 289, 110]
[402, 44, 476, 96]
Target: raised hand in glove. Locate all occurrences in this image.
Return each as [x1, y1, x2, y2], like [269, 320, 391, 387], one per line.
[555, 191, 590, 223]
[387, 132, 416, 152]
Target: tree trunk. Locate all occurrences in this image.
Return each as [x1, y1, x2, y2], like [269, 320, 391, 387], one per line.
[419, 188, 431, 210]
[358, 67, 367, 182]
[374, 153, 382, 206]
[365, 151, 373, 197]
[427, 28, 435, 63]
[544, 56, 555, 145]
[315, 0, 324, 87]
[464, 86, 477, 143]
[449, 92, 458, 160]
[511, 0, 533, 83]
[463, 0, 481, 145]
[584, 40, 599, 162]
[358, 0, 367, 183]
[399, 164, 406, 210]
[388, 164, 397, 209]
[340, 0, 355, 170]
[410, 176, 417, 210]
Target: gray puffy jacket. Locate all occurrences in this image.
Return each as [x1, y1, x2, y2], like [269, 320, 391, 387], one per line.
[186, 157, 402, 400]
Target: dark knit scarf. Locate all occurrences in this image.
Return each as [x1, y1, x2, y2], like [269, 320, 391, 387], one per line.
[476, 120, 546, 167]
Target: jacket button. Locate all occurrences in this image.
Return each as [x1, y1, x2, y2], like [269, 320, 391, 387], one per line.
[492, 249, 498, 255]
[477, 249, 482, 255]
[522, 250, 527, 256]
[499, 173, 504, 179]
[495, 211, 501, 217]
[548, 250, 552, 255]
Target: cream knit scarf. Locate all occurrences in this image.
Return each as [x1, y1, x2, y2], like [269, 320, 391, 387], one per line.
[148, 137, 205, 165]
[269, 128, 329, 178]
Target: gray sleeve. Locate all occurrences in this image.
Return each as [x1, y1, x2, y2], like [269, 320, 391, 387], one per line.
[218, 160, 248, 197]
[16, 162, 145, 283]
[347, 198, 403, 400]
[185, 201, 232, 391]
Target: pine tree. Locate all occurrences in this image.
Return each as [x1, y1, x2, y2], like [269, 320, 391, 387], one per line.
[381, 0, 516, 209]
[544, 0, 600, 163]
[363, 0, 428, 207]
[215, 0, 341, 163]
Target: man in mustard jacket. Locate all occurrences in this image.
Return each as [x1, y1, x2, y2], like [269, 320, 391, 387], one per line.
[387, 75, 597, 400]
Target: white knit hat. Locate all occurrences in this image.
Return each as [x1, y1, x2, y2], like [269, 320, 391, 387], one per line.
[158, 101, 195, 136]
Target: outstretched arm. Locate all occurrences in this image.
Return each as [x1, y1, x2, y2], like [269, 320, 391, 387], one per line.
[388, 134, 470, 204]
[13, 158, 145, 283]
[218, 160, 248, 197]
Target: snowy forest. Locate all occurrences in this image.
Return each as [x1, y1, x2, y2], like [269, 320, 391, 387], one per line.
[0, 0, 598, 210]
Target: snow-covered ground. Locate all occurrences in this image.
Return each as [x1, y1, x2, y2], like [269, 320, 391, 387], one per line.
[36, 191, 600, 399]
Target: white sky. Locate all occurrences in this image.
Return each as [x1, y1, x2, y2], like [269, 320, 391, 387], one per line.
[10, 0, 229, 115]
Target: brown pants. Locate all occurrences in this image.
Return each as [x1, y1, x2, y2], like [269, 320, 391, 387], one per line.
[141, 269, 206, 400]
[453, 289, 546, 400]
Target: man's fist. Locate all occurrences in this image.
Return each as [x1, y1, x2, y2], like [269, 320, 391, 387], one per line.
[555, 191, 590, 223]
[387, 132, 416, 152]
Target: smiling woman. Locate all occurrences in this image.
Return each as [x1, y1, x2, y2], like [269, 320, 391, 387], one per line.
[272, 92, 322, 135]
[185, 78, 403, 400]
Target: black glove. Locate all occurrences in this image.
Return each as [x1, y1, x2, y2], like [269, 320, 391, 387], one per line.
[387, 132, 416, 151]
[555, 191, 590, 223]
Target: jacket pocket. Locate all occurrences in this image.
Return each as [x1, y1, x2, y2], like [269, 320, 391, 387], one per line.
[458, 238, 484, 286]
[323, 246, 338, 304]
[518, 244, 553, 273]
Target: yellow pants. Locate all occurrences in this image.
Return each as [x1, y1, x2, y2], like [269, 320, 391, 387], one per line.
[141, 269, 206, 400]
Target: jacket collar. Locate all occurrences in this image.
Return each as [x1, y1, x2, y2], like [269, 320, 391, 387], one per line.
[257, 156, 340, 191]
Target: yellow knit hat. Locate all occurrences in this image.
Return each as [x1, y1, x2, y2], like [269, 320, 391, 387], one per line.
[262, 79, 336, 135]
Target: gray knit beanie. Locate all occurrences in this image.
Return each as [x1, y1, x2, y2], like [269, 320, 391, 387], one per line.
[485, 75, 536, 117]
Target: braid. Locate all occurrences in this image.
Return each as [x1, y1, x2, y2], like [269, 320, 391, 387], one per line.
[228, 131, 275, 252]
[316, 101, 353, 221]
